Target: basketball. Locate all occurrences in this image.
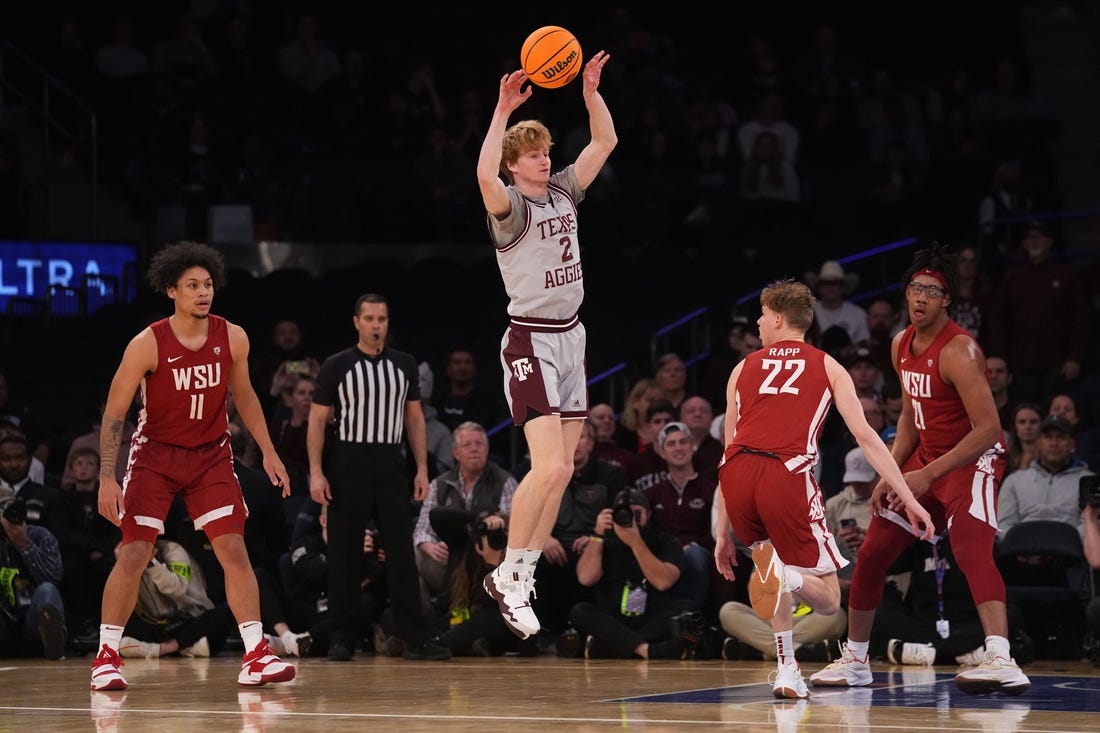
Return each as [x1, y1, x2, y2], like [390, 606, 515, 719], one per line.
[521, 26, 582, 89]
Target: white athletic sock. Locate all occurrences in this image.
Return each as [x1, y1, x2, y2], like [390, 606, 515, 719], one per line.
[847, 640, 870, 660]
[100, 624, 124, 652]
[986, 634, 1011, 659]
[502, 548, 526, 576]
[775, 630, 795, 665]
[239, 621, 264, 653]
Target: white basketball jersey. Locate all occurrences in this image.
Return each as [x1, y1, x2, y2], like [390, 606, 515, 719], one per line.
[489, 167, 586, 321]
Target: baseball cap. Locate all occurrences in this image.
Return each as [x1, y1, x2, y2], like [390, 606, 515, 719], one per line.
[880, 425, 897, 443]
[848, 347, 877, 368]
[1039, 414, 1074, 436]
[656, 421, 690, 450]
[613, 488, 649, 509]
[843, 447, 876, 483]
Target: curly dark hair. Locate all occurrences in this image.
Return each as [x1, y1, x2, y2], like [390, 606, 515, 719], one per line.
[902, 242, 959, 298]
[146, 241, 227, 293]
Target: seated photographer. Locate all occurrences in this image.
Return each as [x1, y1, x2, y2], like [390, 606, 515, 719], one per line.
[998, 415, 1094, 540]
[565, 488, 697, 659]
[0, 489, 66, 659]
[117, 538, 235, 660]
[424, 507, 536, 656]
[412, 422, 516, 614]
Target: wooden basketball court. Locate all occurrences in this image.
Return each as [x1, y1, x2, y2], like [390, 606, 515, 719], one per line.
[4, 655, 1099, 732]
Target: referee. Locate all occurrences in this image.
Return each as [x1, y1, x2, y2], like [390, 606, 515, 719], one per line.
[307, 293, 451, 662]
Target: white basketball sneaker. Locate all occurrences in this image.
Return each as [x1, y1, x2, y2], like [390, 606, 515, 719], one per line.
[809, 643, 873, 687]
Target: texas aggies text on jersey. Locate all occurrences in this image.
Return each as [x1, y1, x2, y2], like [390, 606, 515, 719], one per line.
[135, 315, 232, 448]
[729, 340, 833, 474]
[896, 318, 1003, 463]
[491, 170, 584, 322]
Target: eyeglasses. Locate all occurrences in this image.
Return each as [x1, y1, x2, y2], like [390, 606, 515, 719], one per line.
[906, 281, 946, 299]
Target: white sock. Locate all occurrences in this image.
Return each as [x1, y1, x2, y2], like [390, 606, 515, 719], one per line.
[775, 630, 795, 665]
[986, 635, 1011, 659]
[520, 548, 541, 576]
[783, 568, 804, 593]
[100, 624, 124, 652]
[239, 621, 264, 653]
[502, 548, 526, 575]
[847, 640, 870, 660]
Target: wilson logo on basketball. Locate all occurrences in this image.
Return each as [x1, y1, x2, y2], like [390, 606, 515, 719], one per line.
[540, 50, 579, 82]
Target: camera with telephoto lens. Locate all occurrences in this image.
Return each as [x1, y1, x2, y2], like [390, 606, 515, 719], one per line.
[470, 516, 507, 551]
[0, 495, 27, 525]
[612, 496, 636, 528]
[1080, 474, 1100, 510]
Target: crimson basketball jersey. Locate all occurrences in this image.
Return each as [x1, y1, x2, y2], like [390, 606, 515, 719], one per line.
[489, 168, 585, 321]
[135, 315, 232, 447]
[896, 318, 1002, 463]
[729, 340, 833, 474]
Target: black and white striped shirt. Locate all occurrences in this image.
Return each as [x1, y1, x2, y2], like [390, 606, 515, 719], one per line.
[313, 346, 420, 444]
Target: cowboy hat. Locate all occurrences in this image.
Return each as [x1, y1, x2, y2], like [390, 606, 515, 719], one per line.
[805, 260, 859, 292]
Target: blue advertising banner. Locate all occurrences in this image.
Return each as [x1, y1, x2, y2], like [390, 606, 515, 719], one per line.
[0, 241, 138, 313]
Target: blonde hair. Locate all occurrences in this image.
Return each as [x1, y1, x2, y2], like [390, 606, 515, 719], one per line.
[761, 279, 816, 332]
[500, 120, 553, 183]
[621, 377, 658, 432]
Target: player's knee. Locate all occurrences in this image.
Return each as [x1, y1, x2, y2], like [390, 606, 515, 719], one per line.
[115, 541, 154, 575]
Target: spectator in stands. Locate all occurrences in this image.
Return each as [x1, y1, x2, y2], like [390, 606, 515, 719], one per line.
[60, 447, 119, 635]
[417, 362, 455, 477]
[644, 422, 717, 613]
[251, 318, 320, 418]
[817, 396, 885, 499]
[94, 13, 149, 82]
[977, 160, 1034, 272]
[152, 13, 220, 99]
[861, 297, 902, 375]
[998, 415, 1093, 537]
[0, 435, 74, 559]
[679, 396, 723, 482]
[1006, 403, 1043, 477]
[987, 220, 1088, 406]
[881, 380, 903, 429]
[654, 353, 690, 412]
[535, 419, 623, 636]
[61, 399, 136, 487]
[588, 403, 635, 471]
[616, 378, 664, 452]
[806, 260, 869, 347]
[242, 375, 325, 496]
[701, 315, 761, 415]
[437, 349, 499, 433]
[825, 447, 877, 566]
[737, 91, 800, 166]
[413, 422, 515, 616]
[847, 347, 884, 401]
[949, 244, 993, 346]
[0, 488, 67, 659]
[276, 12, 340, 96]
[625, 401, 675, 492]
[988, 356, 1017, 432]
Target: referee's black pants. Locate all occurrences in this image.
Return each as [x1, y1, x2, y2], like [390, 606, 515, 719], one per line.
[326, 442, 432, 647]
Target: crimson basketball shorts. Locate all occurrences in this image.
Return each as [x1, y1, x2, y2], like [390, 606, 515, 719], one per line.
[719, 449, 848, 574]
[120, 432, 248, 544]
[500, 318, 588, 425]
[902, 447, 1004, 530]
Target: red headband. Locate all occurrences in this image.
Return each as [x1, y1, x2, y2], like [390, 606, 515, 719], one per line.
[917, 267, 948, 290]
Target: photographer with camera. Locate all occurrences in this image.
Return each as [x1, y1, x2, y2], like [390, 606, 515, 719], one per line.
[421, 507, 535, 656]
[412, 422, 516, 617]
[0, 488, 67, 659]
[565, 488, 697, 659]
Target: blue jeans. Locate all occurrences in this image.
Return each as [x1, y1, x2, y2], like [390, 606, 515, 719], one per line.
[673, 543, 711, 612]
[21, 582, 65, 646]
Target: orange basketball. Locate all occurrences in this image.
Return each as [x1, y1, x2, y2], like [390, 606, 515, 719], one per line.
[521, 26, 582, 89]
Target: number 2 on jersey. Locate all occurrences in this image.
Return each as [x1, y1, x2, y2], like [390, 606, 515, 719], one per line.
[759, 359, 805, 395]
